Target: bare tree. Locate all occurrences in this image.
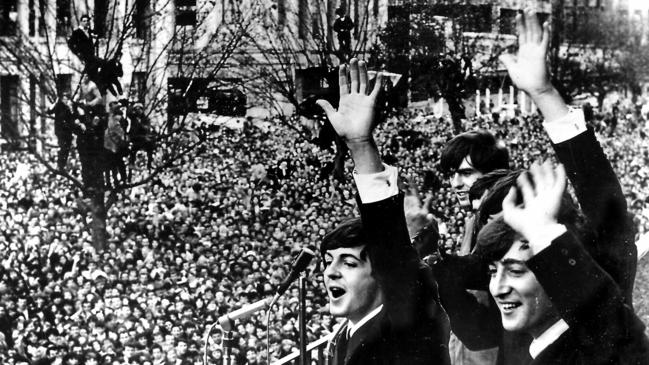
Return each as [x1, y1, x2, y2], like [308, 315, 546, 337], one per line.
[373, 2, 506, 133]
[550, 5, 649, 109]
[0, 0, 254, 250]
[232, 0, 382, 125]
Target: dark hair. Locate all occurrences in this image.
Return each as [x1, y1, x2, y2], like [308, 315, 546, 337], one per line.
[474, 184, 588, 264]
[80, 15, 90, 21]
[319, 217, 368, 261]
[469, 169, 524, 247]
[468, 169, 518, 203]
[439, 130, 509, 175]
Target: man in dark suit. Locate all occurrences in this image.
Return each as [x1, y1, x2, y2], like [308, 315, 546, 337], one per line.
[67, 15, 96, 64]
[317, 59, 450, 365]
[475, 160, 649, 364]
[47, 93, 78, 170]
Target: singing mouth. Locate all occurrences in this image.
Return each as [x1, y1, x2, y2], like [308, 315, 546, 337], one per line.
[329, 287, 346, 299]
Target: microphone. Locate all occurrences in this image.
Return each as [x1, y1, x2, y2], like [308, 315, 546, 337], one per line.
[217, 297, 273, 331]
[215, 248, 315, 332]
[275, 248, 315, 297]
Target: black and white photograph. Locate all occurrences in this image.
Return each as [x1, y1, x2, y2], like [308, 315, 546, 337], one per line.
[0, 0, 648, 364]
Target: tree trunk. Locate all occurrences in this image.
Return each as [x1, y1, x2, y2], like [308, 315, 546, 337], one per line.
[87, 188, 108, 251]
[445, 96, 465, 134]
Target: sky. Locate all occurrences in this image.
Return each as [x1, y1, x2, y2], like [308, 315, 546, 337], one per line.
[628, 0, 649, 11]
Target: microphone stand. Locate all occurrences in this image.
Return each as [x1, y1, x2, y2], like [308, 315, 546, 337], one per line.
[223, 331, 234, 365]
[298, 273, 307, 365]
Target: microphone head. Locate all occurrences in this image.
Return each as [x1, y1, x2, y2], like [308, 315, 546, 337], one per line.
[291, 248, 315, 273]
[275, 248, 315, 296]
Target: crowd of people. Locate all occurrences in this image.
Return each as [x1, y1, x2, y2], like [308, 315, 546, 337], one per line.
[0, 85, 648, 364]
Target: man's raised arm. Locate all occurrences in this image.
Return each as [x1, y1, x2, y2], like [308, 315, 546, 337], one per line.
[499, 8, 636, 303]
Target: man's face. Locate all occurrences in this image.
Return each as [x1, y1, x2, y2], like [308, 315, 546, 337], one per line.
[323, 246, 383, 324]
[152, 347, 163, 360]
[80, 17, 90, 30]
[450, 156, 483, 209]
[176, 340, 187, 355]
[488, 240, 559, 337]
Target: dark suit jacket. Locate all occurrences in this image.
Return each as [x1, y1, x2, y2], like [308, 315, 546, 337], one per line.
[47, 101, 77, 136]
[527, 231, 649, 364]
[551, 128, 637, 306]
[67, 28, 95, 62]
[328, 193, 450, 365]
[435, 127, 637, 365]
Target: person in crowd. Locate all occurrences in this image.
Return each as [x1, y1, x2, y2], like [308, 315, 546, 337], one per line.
[67, 15, 96, 65]
[333, 7, 354, 60]
[127, 103, 155, 169]
[76, 75, 104, 122]
[316, 58, 450, 365]
[103, 101, 129, 188]
[47, 93, 79, 170]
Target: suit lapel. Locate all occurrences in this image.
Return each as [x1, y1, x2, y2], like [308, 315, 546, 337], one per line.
[345, 310, 386, 364]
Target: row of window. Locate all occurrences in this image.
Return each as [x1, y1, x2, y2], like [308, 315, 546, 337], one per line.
[0, 0, 149, 39]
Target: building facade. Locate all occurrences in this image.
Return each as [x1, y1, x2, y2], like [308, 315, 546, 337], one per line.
[0, 0, 392, 143]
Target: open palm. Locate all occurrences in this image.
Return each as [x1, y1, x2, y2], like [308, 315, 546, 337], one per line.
[499, 8, 552, 96]
[317, 59, 383, 143]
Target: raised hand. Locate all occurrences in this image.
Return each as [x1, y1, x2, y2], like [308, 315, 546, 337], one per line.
[316, 58, 383, 145]
[499, 8, 552, 97]
[502, 160, 567, 244]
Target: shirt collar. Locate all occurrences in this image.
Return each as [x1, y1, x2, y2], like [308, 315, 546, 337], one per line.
[348, 304, 383, 338]
[529, 319, 570, 359]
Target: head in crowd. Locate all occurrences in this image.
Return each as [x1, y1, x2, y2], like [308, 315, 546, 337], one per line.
[319, 217, 384, 324]
[61, 93, 72, 106]
[439, 130, 509, 209]
[79, 15, 91, 30]
[474, 180, 585, 336]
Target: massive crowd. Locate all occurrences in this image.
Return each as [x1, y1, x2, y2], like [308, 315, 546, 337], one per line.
[0, 98, 648, 365]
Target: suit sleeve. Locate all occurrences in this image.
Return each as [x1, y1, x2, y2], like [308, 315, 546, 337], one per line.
[357, 192, 421, 329]
[527, 232, 649, 357]
[432, 255, 501, 350]
[551, 126, 637, 302]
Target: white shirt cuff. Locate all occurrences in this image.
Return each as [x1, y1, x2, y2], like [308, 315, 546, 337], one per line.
[353, 164, 399, 204]
[542, 108, 587, 144]
[530, 224, 568, 256]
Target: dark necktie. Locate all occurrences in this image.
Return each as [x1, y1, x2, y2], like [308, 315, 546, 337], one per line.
[336, 326, 350, 364]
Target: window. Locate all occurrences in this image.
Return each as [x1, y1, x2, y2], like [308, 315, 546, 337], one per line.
[38, 0, 47, 37]
[56, 0, 71, 37]
[275, 0, 286, 27]
[134, 0, 150, 39]
[95, 0, 108, 37]
[499, 8, 516, 35]
[298, 0, 308, 39]
[0, 75, 20, 142]
[0, 1, 18, 36]
[29, 0, 35, 36]
[29, 75, 37, 123]
[461, 5, 492, 33]
[176, 0, 197, 27]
